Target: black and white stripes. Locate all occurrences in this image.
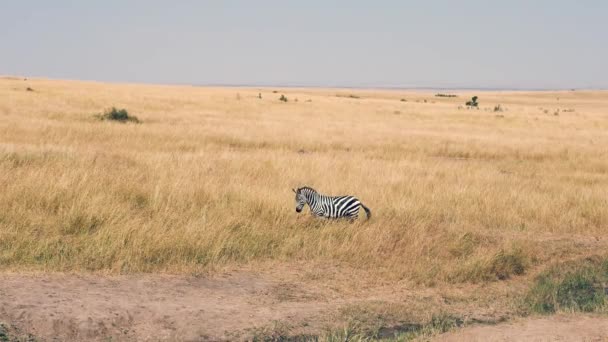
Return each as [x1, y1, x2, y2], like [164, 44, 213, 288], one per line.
[293, 186, 371, 220]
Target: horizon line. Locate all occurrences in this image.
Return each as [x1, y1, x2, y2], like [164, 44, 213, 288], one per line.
[2, 74, 606, 92]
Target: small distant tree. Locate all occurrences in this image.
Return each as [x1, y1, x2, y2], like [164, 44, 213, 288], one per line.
[279, 94, 288, 102]
[466, 96, 479, 108]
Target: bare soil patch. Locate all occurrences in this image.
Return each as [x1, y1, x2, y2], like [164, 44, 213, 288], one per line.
[0, 271, 334, 341]
[437, 314, 608, 342]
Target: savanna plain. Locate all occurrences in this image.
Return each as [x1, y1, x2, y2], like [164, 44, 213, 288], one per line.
[1, 78, 608, 341]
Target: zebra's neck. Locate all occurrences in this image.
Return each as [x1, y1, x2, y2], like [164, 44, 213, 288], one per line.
[301, 189, 328, 211]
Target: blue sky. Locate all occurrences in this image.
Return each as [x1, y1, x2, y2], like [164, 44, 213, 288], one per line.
[1, 1, 607, 89]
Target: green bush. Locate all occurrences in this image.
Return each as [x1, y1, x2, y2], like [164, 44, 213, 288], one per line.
[98, 107, 139, 123]
[556, 273, 603, 311]
[465, 96, 479, 108]
[279, 95, 288, 102]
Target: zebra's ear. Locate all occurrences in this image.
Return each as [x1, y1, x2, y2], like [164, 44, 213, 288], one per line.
[292, 188, 297, 193]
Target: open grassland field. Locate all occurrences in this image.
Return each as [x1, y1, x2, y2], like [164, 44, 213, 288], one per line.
[1, 77, 608, 341]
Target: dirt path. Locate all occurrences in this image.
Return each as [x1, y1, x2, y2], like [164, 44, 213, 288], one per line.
[0, 272, 339, 341]
[2, 271, 608, 341]
[436, 314, 608, 342]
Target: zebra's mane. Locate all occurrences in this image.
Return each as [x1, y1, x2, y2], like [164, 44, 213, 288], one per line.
[298, 186, 317, 194]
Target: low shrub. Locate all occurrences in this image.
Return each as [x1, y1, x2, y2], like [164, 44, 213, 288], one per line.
[466, 96, 479, 108]
[97, 107, 139, 123]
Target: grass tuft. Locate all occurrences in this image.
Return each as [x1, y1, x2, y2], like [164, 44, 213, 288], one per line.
[0, 324, 7, 342]
[0, 322, 36, 342]
[448, 248, 527, 283]
[488, 249, 527, 280]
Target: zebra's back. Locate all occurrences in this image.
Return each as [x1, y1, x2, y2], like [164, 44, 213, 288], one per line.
[328, 195, 361, 218]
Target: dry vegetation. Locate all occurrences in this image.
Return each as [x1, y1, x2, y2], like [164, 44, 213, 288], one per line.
[2, 77, 608, 340]
[1, 78, 608, 282]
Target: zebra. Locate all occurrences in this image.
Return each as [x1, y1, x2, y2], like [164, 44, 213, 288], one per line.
[292, 186, 371, 220]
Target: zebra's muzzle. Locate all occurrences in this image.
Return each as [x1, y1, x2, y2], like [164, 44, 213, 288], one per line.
[296, 208, 302, 213]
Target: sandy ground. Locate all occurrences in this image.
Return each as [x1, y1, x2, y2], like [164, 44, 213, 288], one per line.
[437, 315, 608, 342]
[0, 272, 338, 341]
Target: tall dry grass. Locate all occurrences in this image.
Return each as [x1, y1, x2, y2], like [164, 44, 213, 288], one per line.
[1, 77, 607, 282]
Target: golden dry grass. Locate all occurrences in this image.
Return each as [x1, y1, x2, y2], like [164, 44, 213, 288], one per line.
[1, 77, 607, 283]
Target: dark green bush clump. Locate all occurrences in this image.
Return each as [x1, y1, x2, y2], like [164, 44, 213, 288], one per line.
[466, 96, 479, 108]
[279, 95, 288, 102]
[435, 93, 457, 98]
[98, 107, 139, 123]
[525, 256, 608, 314]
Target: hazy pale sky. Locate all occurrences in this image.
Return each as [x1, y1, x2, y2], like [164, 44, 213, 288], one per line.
[1, 1, 607, 89]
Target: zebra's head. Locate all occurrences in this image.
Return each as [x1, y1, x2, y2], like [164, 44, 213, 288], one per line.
[293, 188, 307, 213]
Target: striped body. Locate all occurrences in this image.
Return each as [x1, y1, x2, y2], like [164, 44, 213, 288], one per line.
[293, 186, 371, 220]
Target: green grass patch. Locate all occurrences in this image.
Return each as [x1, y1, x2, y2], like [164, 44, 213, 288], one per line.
[321, 313, 463, 341]
[525, 256, 608, 314]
